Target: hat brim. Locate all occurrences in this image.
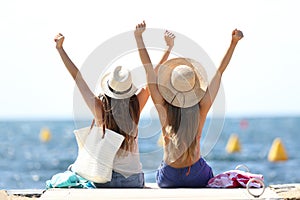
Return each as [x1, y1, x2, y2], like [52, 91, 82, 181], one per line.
[158, 58, 208, 108]
[101, 72, 138, 99]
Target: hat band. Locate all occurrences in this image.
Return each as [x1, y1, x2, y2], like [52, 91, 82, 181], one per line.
[107, 80, 133, 95]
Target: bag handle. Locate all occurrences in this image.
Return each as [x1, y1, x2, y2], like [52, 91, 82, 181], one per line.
[89, 119, 105, 139]
[89, 119, 95, 130]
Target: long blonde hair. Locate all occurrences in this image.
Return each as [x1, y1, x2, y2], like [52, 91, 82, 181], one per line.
[100, 94, 140, 154]
[164, 101, 200, 163]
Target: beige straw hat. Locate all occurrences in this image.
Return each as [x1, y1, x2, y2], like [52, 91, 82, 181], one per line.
[101, 66, 138, 99]
[158, 58, 208, 108]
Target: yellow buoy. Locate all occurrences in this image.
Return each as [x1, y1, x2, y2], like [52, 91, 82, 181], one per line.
[157, 134, 164, 147]
[268, 138, 288, 162]
[40, 127, 52, 142]
[226, 134, 241, 153]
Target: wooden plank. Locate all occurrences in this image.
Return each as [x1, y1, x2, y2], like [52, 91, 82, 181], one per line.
[270, 184, 300, 199]
[40, 187, 280, 200]
[6, 189, 44, 198]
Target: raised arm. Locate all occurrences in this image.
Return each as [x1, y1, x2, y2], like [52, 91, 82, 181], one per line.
[54, 33, 103, 122]
[134, 21, 165, 106]
[154, 30, 175, 74]
[136, 87, 149, 113]
[136, 28, 175, 119]
[200, 29, 243, 113]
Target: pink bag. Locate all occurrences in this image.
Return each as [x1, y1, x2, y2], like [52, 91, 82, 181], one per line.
[207, 168, 264, 188]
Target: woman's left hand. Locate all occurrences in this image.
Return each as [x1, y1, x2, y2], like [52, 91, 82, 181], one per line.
[232, 29, 244, 42]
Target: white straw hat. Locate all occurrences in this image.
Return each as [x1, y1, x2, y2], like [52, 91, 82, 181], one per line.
[101, 66, 138, 99]
[158, 58, 208, 108]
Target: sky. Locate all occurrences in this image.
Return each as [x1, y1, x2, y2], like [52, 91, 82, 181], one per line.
[1, 0, 300, 119]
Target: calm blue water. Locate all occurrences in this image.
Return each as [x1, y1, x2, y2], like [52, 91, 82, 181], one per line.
[0, 116, 299, 189]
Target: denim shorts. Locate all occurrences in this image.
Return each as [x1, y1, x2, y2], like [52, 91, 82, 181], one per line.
[156, 157, 213, 188]
[94, 171, 144, 188]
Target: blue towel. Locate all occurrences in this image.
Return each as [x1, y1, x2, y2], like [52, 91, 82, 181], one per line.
[46, 171, 95, 189]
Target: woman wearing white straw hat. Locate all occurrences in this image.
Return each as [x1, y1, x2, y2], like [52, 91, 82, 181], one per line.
[134, 21, 243, 187]
[54, 31, 175, 188]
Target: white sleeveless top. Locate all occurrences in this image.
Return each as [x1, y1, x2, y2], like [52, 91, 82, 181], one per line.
[113, 138, 142, 178]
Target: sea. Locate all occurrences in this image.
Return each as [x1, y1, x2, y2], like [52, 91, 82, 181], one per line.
[0, 116, 300, 189]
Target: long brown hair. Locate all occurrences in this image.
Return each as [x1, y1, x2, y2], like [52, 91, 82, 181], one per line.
[100, 94, 140, 154]
[164, 101, 200, 163]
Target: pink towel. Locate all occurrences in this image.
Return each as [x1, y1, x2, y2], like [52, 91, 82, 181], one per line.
[207, 170, 263, 188]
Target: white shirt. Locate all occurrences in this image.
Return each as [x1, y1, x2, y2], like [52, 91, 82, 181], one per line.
[113, 138, 142, 178]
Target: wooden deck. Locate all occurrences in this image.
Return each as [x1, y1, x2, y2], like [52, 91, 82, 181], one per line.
[5, 183, 300, 199]
[39, 187, 280, 200]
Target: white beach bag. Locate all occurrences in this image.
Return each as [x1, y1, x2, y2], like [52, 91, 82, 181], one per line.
[71, 124, 124, 183]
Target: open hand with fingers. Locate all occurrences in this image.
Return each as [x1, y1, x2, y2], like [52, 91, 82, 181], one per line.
[164, 30, 175, 48]
[54, 33, 64, 49]
[134, 21, 146, 37]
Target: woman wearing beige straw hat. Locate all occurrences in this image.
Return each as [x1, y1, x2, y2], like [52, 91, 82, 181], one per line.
[134, 21, 243, 187]
[54, 31, 175, 188]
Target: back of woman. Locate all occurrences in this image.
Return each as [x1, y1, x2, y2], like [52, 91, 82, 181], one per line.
[153, 58, 214, 188]
[95, 94, 144, 187]
[54, 27, 174, 188]
[162, 103, 200, 166]
[54, 33, 147, 188]
[134, 21, 243, 188]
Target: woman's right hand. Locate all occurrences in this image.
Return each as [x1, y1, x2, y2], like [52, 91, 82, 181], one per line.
[54, 33, 64, 49]
[134, 21, 146, 37]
